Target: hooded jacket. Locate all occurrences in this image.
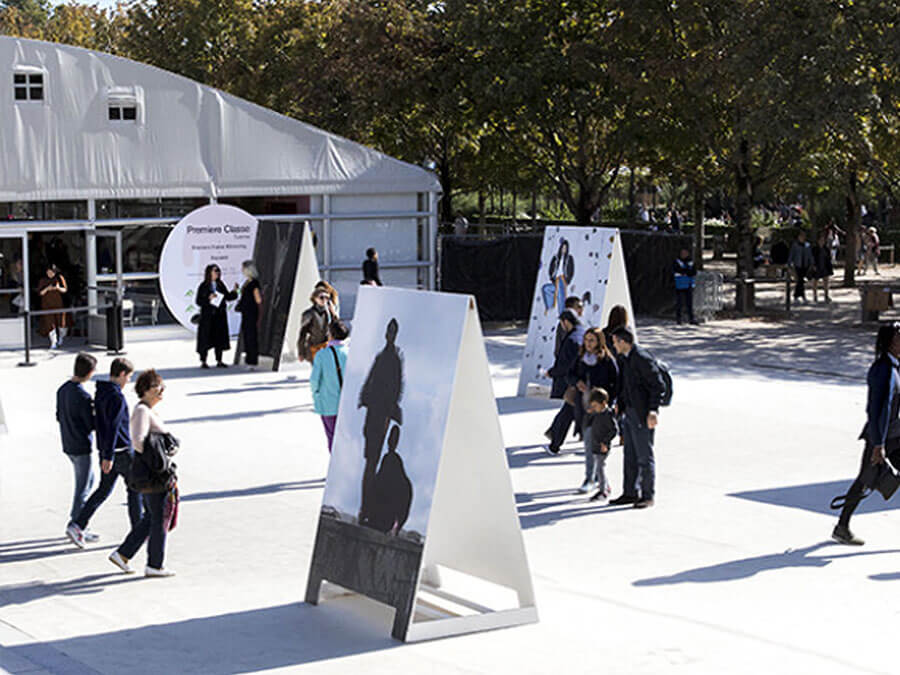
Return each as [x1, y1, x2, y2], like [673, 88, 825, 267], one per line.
[95, 380, 131, 460]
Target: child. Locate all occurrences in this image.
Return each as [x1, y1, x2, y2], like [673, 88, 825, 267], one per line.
[310, 320, 350, 452]
[57, 352, 97, 546]
[585, 387, 617, 502]
[371, 424, 413, 535]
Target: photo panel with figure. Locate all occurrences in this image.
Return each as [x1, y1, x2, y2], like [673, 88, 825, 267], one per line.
[517, 226, 634, 396]
[306, 286, 469, 637]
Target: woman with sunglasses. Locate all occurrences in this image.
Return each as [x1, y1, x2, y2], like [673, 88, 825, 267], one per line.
[297, 283, 337, 363]
[196, 263, 238, 369]
[109, 369, 176, 577]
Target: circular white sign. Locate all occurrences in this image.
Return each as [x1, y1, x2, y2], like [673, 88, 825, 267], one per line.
[159, 204, 259, 334]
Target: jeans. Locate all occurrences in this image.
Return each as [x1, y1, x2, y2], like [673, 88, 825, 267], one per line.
[118, 491, 167, 569]
[583, 422, 610, 490]
[541, 276, 567, 313]
[838, 442, 882, 528]
[794, 267, 809, 299]
[66, 453, 95, 523]
[74, 452, 143, 530]
[321, 415, 337, 453]
[675, 288, 695, 323]
[622, 410, 656, 500]
[548, 402, 575, 451]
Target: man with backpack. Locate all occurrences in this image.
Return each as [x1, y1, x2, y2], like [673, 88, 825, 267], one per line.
[609, 327, 667, 509]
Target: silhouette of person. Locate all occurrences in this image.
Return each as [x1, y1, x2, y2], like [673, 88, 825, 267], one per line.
[370, 425, 413, 534]
[357, 318, 404, 524]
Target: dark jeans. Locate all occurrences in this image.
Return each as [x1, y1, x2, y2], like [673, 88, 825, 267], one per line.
[622, 410, 656, 500]
[838, 442, 881, 528]
[200, 348, 224, 365]
[549, 402, 575, 451]
[794, 267, 809, 299]
[241, 318, 259, 366]
[74, 451, 143, 530]
[118, 491, 167, 569]
[675, 289, 695, 323]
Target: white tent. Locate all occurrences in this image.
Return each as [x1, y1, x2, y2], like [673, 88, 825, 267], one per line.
[0, 37, 440, 201]
[0, 36, 440, 343]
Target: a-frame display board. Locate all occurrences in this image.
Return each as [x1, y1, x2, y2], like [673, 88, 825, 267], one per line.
[517, 226, 634, 396]
[0, 394, 6, 434]
[305, 286, 537, 641]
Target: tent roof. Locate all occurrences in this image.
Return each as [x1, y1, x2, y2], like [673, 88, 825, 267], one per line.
[0, 37, 440, 203]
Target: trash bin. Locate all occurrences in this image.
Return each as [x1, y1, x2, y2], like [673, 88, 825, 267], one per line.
[736, 278, 755, 313]
[105, 301, 124, 353]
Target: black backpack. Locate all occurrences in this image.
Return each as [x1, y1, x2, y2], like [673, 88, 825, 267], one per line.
[645, 350, 674, 407]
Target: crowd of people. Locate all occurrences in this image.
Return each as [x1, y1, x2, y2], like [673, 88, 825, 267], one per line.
[543, 300, 667, 508]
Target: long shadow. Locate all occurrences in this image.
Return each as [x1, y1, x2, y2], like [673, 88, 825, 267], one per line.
[518, 501, 635, 529]
[187, 381, 308, 397]
[0, 537, 69, 550]
[506, 444, 583, 469]
[633, 542, 900, 586]
[0, 603, 397, 673]
[151, 366, 249, 382]
[166, 405, 312, 425]
[496, 396, 561, 414]
[0, 544, 116, 564]
[870, 572, 900, 581]
[181, 479, 325, 502]
[0, 574, 143, 609]
[729, 480, 900, 516]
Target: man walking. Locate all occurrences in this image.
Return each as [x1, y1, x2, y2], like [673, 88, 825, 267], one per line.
[57, 353, 98, 546]
[788, 230, 814, 303]
[609, 328, 665, 508]
[68, 358, 142, 547]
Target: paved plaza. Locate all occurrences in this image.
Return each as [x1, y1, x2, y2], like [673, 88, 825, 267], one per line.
[1, 305, 899, 674]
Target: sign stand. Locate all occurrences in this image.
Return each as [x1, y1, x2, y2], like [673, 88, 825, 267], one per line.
[517, 227, 634, 396]
[306, 291, 537, 642]
[0, 394, 7, 434]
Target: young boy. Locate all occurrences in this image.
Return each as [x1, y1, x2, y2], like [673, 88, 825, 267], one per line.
[585, 387, 618, 502]
[57, 352, 97, 546]
[68, 358, 141, 548]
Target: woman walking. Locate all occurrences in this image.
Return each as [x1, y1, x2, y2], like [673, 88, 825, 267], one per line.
[298, 284, 337, 363]
[109, 369, 178, 576]
[361, 248, 383, 286]
[311, 320, 350, 452]
[574, 328, 619, 493]
[236, 260, 263, 368]
[196, 264, 237, 369]
[832, 323, 900, 546]
[37, 264, 68, 349]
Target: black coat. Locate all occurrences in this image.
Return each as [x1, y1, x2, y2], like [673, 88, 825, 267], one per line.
[548, 329, 580, 399]
[619, 344, 665, 422]
[574, 355, 619, 404]
[196, 280, 237, 354]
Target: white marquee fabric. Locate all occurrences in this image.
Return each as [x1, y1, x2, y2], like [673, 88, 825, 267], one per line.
[0, 37, 440, 202]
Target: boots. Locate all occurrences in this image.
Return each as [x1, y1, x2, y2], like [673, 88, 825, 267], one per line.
[57, 326, 68, 348]
[49, 329, 58, 349]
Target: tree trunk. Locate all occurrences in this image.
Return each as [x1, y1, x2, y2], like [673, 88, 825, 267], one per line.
[844, 168, 860, 288]
[692, 186, 705, 271]
[439, 162, 453, 224]
[734, 141, 755, 310]
[478, 191, 486, 225]
[531, 191, 537, 222]
[628, 167, 636, 221]
[499, 188, 504, 216]
[512, 191, 517, 221]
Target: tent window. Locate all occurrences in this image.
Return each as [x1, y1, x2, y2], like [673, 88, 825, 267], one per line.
[13, 72, 44, 101]
[108, 105, 138, 122]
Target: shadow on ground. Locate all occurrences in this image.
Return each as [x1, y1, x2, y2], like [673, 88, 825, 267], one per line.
[0, 601, 397, 674]
[181, 479, 325, 502]
[633, 542, 900, 586]
[729, 480, 900, 516]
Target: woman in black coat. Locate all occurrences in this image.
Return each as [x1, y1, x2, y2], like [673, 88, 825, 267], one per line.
[196, 264, 237, 369]
[236, 260, 263, 367]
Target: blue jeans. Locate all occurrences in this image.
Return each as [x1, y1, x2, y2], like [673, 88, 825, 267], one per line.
[66, 453, 95, 523]
[118, 491, 167, 569]
[622, 410, 656, 500]
[74, 451, 143, 530]
[583, 422, 610, 489]
[541, 276, 567, 313]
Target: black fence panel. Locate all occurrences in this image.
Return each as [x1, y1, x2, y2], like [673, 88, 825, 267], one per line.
[439, 231, 691, 321]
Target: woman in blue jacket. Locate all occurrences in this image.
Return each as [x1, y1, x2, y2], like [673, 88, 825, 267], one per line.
[311, 320, 350, 453]
[833, 323, 900, 545]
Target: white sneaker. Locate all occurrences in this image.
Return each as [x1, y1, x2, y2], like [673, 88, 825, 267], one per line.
[577, 481, 595, 494]
[65, 523, 85, 549]
[108, 551, 134, 573]
[83, 530, 100, 543]
[145, 566, 176, 578]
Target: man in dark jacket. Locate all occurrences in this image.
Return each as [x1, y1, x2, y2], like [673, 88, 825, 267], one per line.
[673, 247, 698, 325]
[609, 327, 665, 508]
[544, 310, 582, 455]
[70, 358, 142, 546]
[58, 353, 97, 547]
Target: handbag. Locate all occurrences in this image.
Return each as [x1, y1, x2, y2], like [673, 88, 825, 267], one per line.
[563, 385, 577, 407]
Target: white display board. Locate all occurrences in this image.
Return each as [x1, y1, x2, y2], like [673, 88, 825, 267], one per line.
[517, 227, 634, 396]
[158, 204, 259, 335]
[306, 286, 536, 641]
[283, 223, 321, 362]
[0, 393, 6, 435]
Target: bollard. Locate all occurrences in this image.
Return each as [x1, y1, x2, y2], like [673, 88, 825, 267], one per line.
[17, 311, 36, 367]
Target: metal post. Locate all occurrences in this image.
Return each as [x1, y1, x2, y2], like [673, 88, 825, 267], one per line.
[18, 233, 35, 367]
[322, 194, 331, 283]
[87, 200, 98, 316]
[427, 191, 438, 290]
[18, 310, 35, 367]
